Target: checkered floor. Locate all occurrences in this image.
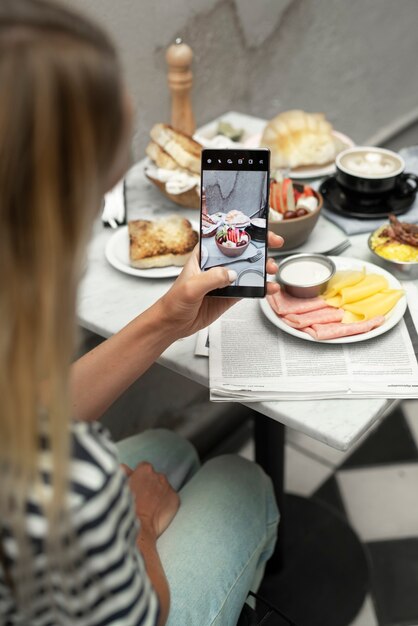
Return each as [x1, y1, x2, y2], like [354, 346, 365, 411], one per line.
[240, 401, 418, 626]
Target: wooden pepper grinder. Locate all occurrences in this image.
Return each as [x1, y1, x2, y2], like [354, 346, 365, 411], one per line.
[166, 38, 196, 136]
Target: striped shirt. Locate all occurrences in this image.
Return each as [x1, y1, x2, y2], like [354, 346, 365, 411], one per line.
[0, 421, 159, 626]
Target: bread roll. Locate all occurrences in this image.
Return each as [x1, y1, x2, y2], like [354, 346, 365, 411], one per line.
[261, 110, 342, 169]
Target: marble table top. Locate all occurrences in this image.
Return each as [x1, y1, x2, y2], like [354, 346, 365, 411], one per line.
[78, 112, 399, 452]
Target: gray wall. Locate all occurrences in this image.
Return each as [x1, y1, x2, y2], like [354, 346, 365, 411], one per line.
[203, 169, 268, 216]
[65, 0, 418, 158]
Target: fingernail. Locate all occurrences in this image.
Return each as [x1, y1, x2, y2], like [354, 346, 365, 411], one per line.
[228, 270, 237, 283]
[271, 262, 278, 272]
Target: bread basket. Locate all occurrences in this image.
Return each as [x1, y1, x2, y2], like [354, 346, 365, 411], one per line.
[145, 170, 201, 210]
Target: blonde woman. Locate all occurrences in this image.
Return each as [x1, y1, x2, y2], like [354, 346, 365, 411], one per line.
[0, 1, 281, 624]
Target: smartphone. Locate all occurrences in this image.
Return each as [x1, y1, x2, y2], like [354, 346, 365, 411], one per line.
[199, 148, 270, 297]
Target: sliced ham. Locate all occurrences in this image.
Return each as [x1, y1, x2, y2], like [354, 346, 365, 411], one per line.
[283, 307, 344, 329]
[267, 288, 328, 316]
[303, 316, 386, 340]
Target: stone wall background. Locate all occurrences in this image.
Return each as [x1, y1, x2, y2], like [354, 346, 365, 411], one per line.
[65, 0, 418, 161]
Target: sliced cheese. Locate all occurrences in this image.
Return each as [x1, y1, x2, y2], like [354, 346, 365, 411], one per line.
[342, 310, 362, 324]
[323, 269, 365, 299]
[339, 274, 388, 305]
[325, 295, 343, 308]
[343, 289, 404, 321]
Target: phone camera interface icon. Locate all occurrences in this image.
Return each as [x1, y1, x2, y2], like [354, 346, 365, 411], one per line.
[259, 159, 264, 165]
[218, 158, 222, 164]
[238, 158, 243, 165]
[248, 159, 253, 165]
[227, 158, 233, 164]
[207, 158, 212, 164]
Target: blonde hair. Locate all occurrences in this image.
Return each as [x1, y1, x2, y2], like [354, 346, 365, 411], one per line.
[0, 0, 125, 610]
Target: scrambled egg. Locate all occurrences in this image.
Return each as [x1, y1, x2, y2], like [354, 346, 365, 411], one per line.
[370, 227, 418, 262]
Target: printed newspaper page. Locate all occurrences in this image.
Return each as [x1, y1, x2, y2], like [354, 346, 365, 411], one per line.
[209, 283, 418, 401]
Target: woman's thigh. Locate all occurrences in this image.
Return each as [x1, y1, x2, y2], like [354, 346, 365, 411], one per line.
[116, 428, 200, 491]
[159, 454, 279, 626]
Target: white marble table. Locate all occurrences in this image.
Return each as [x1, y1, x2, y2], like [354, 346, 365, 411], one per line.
[78, 113, 400, 452]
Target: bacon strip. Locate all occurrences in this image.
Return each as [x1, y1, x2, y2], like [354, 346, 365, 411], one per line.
[267, 288, 328, 316]
[303, 316, 385, 340]
[283, 307, 344, 329]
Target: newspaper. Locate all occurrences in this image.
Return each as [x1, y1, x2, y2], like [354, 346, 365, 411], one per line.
[206, 282, 418, 401]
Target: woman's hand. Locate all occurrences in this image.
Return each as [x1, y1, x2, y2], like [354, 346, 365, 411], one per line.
[157, 231, 283, 338]
[127, 463, 176, 626]
[127, 462, 180, 538]
[71, 232, 283, 424]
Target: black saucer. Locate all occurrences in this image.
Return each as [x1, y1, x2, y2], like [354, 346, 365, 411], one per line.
[320, 175, 417, 219]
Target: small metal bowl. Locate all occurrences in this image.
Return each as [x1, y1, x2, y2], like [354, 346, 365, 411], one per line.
[276, 253, 336, 298]
[367, 234, 418, 280]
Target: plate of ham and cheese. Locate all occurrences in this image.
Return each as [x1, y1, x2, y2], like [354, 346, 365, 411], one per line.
[260, 257, 406, 343]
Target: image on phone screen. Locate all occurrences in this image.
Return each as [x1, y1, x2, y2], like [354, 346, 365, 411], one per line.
[199, 148, 270, 297]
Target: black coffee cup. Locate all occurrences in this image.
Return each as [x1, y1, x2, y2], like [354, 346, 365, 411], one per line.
[335, 146, 417, 196]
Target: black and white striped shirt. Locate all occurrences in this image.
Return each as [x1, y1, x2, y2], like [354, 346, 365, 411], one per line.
[0, 421, 159, 626]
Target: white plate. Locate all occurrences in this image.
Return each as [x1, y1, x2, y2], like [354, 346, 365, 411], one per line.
[105, 220, 199, 279]
[243, 130, 354, 179]
[260, 256, 407, 344]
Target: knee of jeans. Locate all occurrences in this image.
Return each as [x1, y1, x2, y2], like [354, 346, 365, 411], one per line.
[149, 428, 200, 471]
[204, 454, 279, 526]
[204, 453, 263, 481]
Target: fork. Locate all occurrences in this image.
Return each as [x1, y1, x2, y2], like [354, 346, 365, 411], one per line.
[328, 240, 351, 256]
[269, 240, 351, 259]
[217, 250, 263, 266]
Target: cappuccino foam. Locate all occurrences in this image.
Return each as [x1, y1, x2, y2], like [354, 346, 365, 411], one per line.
[339, 149, 402, 178]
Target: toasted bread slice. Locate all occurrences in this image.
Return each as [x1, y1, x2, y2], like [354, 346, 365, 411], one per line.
[146, 141, 178, 170]
[150, 124, 202, 174]
[129, 216, 198, 269]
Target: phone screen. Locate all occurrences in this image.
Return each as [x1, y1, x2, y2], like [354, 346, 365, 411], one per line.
[199, 148, 270, 297]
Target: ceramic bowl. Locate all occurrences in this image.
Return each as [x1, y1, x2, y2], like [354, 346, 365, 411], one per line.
[145, 170, 200, 209]
[276, 253, 336, 298]
[268, 190, 323, 251]
[215, 232, 251, 257]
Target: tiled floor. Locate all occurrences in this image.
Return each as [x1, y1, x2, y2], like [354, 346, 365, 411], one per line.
[240, 403, 418, 626]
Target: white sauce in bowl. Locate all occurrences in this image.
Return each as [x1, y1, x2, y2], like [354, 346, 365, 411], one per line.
[280, 260, 331, 286]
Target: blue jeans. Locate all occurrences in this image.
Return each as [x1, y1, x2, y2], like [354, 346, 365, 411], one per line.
[117, 429, 279, 626]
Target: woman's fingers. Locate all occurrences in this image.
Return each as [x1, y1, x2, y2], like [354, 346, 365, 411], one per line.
[266, 253, 279, 295]
[178, 235, 282, 302]
[183, 266, 236, 302]
[266, 258, 278, 275]
[265, 233, 282, 290]
[268, 231, 284, 249]
[266, 281, 280, 295]
[120, 463, 133, 477]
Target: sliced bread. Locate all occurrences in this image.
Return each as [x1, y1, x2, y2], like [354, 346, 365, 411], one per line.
[150, 123, 202, 174]
[146, 141, 178, 170]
